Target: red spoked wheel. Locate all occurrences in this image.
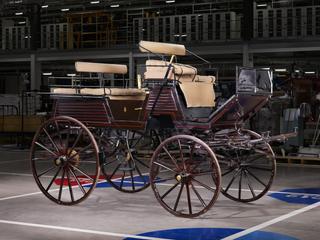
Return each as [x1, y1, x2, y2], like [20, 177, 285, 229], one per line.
[30, 116, 100, 205]
[217, 129, 276, 202]
[150, 135, 221, 218]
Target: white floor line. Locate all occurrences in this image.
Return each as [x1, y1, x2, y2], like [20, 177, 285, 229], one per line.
[0, 172, 33, 177]
[0, 219, 171, 240]
[222, 201, 320, 240]
[0, 191, 43, 202]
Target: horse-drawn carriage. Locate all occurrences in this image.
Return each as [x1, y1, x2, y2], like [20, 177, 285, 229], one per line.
[30, 41, 292, 217]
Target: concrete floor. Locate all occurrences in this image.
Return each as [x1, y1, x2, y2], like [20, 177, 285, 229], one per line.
[0, 147, 319, 240]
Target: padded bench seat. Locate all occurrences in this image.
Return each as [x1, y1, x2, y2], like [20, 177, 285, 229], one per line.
[50, 87, 147, 101]
[80, 88, 146, 96]
[51, 88, 78, 94]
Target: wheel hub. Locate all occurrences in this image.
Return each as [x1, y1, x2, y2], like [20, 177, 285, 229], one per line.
[175, 173, 191, 183]
[55, 156, 67, 166]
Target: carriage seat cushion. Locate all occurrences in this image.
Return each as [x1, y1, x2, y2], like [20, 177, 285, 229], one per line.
[144, 60, 197, 81]
[80, 88, 146, 96]
[51, 88, 78, 94]
[179, 81, 215, 108]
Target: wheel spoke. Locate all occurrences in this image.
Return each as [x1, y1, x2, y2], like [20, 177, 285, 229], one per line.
[160, 182, 180, 200]
[58, 169, 65, 201]
[66, 169, 74, 202]
[69, 143, 92, 161]
[186, 183, 192, 214]
[189, 142, 195, 162]
[69, 167, 86, 195]
[155, 176, 177, 182]
[68, 129, 84, 156]
[130, 170, 135, 191]
[224, 169, 241, 193]
[54, 120, 63, 149]
[109, 164, 121, 180]
[35, 141, 57, 157]
[177, 140, 185, 170]
[246, 168, 267, 187]
[119, 171, 125, 189]
[153, 161, 177, 173]
[135, 164, 147, 185]
[222, 167, 236, 177]
[135, 158, 150, 169]
[45, 166, 62, 191]
[191, 177, 216, 193]
[244, 154, 265, 164]
[43, 127, 60, 153]
[71, 165, 94, 182]
[37, 165, 57, 178]
[173, 183, 184, 211]
[65, 122, 71, 149]
[191, 182, 206, 208]
[103, 158, 118, 167]
[132, 134, 144, 148]
[238, 170, 243, 200]
[163, 146, 180, 171]
[244, 170, 256, 198]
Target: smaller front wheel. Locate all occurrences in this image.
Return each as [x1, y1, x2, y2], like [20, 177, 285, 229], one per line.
[150, 135, 221, 218]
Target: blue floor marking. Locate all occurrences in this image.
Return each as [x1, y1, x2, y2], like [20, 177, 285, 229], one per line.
[269, 188, 320, 205]
[84, 176, 150, 188]
[124, 228, 298, 240]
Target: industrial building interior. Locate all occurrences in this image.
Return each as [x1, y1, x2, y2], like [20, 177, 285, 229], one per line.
[0, 0, 319, 239]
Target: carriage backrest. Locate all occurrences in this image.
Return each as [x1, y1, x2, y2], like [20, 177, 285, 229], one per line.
[139, 41, 186, 56]
[179, 76, 216, 108]
[75, 61, 128, 74]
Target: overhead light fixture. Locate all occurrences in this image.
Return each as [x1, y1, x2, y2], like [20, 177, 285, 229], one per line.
[15, 12, 23, 16]
[90, 1, 100, 4]
[110, 4, 119, 8]
[305, 71, 315, 74]
[166, 0, 175, 3]
[42, 72, 52, 76]
[274, 68, 287, 72]
[294, 70, 300, 73]
[67, 73, 76, 77]
[257, 3, 267, 7]
[24, 35, 31, 39]
[18, 21, 26, 24]
[61, 8, 70, 12]
[41, 5, 48, 8]
[262, 67, 270, 70]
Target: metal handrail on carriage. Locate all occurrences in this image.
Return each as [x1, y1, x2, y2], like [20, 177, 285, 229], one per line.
[30, 41, 296, 218]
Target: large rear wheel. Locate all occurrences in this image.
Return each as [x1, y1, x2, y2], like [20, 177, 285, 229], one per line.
[30, 116, 100, 205]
